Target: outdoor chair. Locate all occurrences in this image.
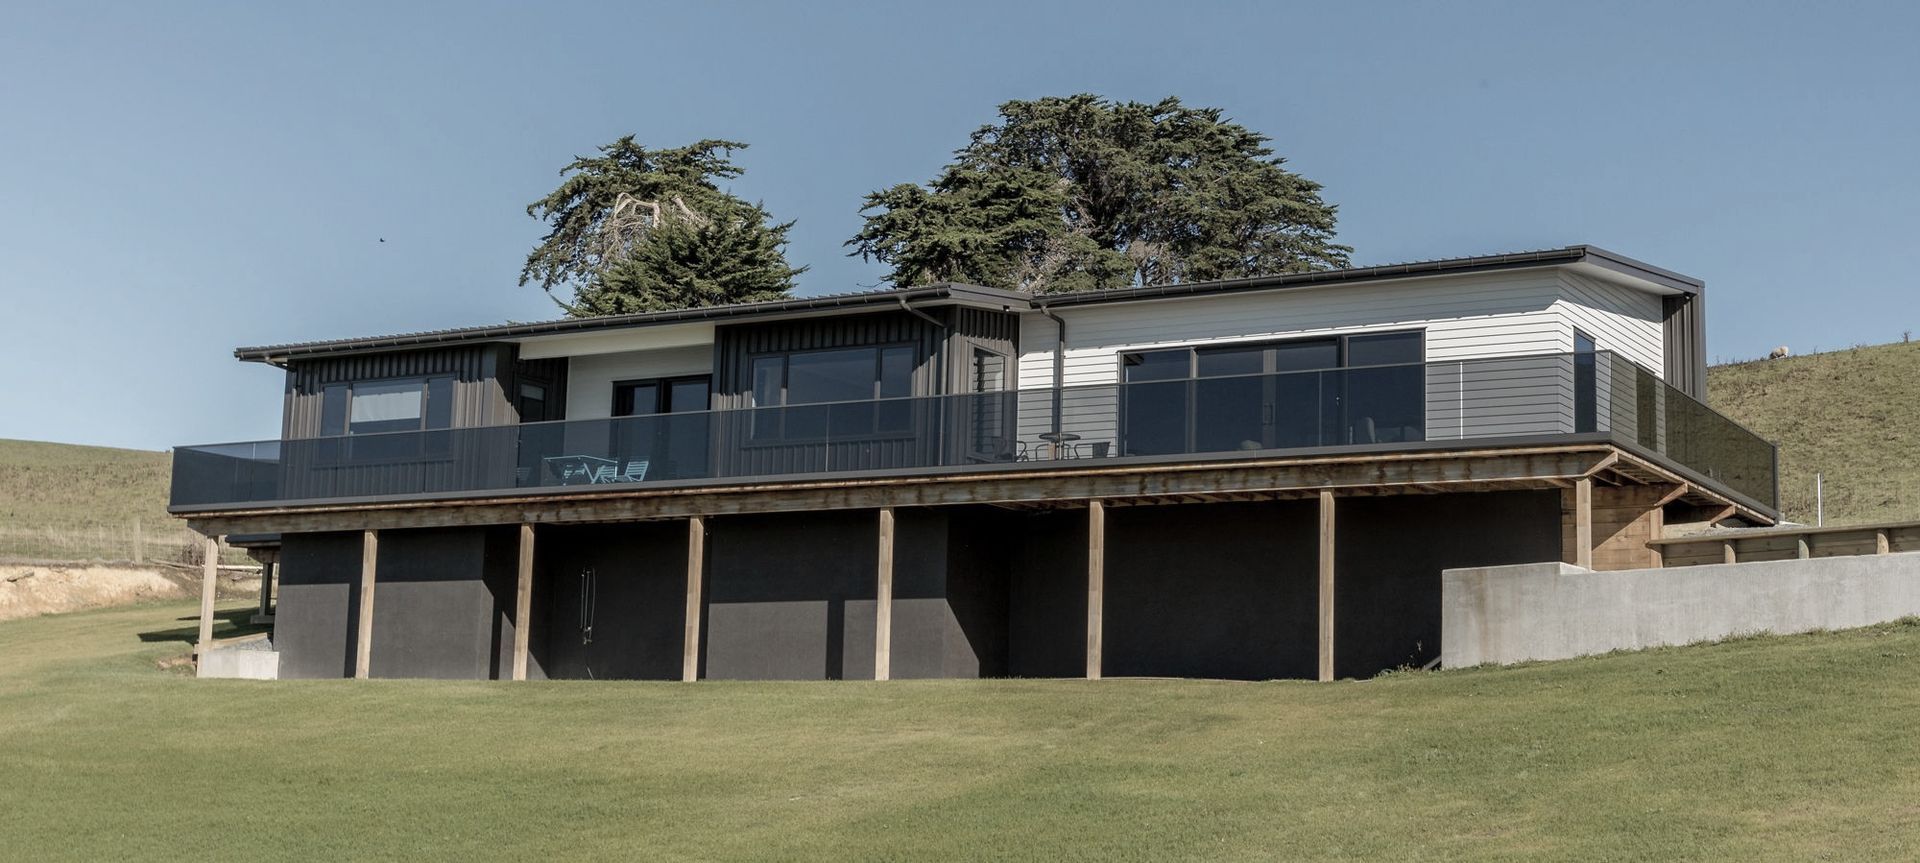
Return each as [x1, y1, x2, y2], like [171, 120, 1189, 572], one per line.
[588, 464, 618, 484]
[620, 460, 650, 482]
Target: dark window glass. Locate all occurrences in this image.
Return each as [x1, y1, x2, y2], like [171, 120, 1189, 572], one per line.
[1271, 339, 1339, 373]
[1574, 330, 1597, 434]
[614, 382, 660, 417]
[876, 345, 915, 433]
[425, 377, 453, 429]
[517, 383, 547, 422]
[668, 378, 709, 413]
[1123, 350, 1192, 455]
[1346, 332, 1422, 367]
[1196, 346, 1264, 377]
[788, 348, 874, 405]
[320, 384, 349, 436]
[1123, 349, 1191, 382]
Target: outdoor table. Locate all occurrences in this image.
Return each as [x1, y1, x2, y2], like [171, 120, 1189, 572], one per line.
[544, 454, 617, 485]
[1036, 431, 1082, 460]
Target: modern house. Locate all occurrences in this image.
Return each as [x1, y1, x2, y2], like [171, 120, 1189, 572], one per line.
[171, 246, 1778, 682]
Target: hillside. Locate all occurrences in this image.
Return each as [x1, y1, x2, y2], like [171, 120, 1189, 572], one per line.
[0, 439, 177, 561]
[1709, 340, 1920, 526]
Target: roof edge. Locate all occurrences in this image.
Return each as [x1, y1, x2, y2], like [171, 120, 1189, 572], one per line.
[235, 283, 1033, 363]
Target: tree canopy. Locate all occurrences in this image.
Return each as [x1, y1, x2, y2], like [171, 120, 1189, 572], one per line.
[521, 136, 803, 315]
[848, 95, 1351, 293]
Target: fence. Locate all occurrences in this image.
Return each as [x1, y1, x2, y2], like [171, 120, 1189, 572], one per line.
[0, 518, 250, 566]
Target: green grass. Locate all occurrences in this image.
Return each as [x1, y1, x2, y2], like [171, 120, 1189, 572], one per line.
[3, 602, 1918, 861]
[1709, 340, 1920, 525]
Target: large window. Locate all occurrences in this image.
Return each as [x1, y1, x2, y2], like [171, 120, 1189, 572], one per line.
[1121, 331, 1424, 456]
[749, 345, 916, 440]
[610, 375, 711, 480]
[318, 376, 454, 460]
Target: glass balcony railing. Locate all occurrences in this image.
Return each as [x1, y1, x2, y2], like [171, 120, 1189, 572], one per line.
[170, 351, 1777, 512]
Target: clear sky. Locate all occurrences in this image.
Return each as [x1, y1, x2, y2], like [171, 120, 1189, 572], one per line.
[2, 1, 1916, 451]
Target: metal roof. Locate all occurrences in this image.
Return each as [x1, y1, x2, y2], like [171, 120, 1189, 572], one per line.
[235, 245, 1699, 363]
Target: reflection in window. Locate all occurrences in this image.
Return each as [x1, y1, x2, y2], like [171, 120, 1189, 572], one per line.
[749, 345, 917, 440]
[1120, 331, 1426, 456]
[316, 376, 454, 460]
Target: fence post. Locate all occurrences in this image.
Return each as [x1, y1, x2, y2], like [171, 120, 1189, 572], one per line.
[133, 518, 143, 565]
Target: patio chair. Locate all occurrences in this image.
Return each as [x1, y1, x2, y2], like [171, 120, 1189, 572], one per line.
[588, 464, 618, 484]
[620, 460, 650, 482]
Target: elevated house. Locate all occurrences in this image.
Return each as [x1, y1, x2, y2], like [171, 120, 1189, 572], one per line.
[171, 246, 1778, 681]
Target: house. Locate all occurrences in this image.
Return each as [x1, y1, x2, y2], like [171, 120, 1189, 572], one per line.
[170, 246, 1778, 682]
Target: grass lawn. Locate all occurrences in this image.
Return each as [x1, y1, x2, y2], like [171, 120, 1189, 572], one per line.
[0, 604, 1916, 860]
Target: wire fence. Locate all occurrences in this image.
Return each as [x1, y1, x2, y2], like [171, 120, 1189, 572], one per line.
[0, 519, 251, 566]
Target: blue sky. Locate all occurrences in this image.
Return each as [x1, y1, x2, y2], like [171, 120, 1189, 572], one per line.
[2, 1, 1916, 451]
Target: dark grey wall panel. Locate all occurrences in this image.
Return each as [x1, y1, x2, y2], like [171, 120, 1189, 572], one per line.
[1007, 510, 1089, 678]
[939, 508, 1013, 678]
[274, 532, 361, 679]
[1663, 293, 1708, 401]
[365, 527, 511, 681]
[702, 511, 881, 680]
[1333, 490, 1561, 677]
[532, 522, 686, 681]
[282, 343, 519, 439]
[1103, 501, 1319, 680]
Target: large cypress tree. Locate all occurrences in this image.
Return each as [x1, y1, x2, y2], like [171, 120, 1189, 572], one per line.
[849, 95, 1351, 293]
[522, 136, 804, 315]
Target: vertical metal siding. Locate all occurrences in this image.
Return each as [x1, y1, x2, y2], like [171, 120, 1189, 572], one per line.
[712, 310, 947, 476]
[1663, 293, 1708, 401]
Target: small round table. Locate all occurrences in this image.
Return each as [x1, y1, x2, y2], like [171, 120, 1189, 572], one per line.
[1036, 431, 1082, 460]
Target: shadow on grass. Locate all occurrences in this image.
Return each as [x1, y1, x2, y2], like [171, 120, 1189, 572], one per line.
[139, 608, 268, 645]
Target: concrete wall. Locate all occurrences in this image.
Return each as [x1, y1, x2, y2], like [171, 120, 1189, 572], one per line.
[1441, 553, 1920, 667]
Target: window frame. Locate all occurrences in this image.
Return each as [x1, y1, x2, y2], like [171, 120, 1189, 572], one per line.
[314, 374, 458, 464]
[744, 342, 920, 443]
[1116, 329, 1427, 454]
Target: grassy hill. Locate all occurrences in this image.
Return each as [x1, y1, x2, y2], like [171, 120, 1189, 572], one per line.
[3, 600, 1916, 861]
[0, 439, 178, 561]
[1708, 340, 1920, 526]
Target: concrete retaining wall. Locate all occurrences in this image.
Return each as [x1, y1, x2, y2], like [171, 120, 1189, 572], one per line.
[1442, 553, 1920, 667]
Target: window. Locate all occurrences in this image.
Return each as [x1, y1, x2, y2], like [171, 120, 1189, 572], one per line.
[1120, 330, 1426, 456]
[1574, 330, 1597, 433]
[610, 376, 711, 480]
[316, 376, 455, 460]
[749, 345, 916, 440]
[517, 383, 548, 422]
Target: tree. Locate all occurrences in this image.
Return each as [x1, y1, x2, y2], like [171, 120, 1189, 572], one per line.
[848, 95, 1351, 293]
[521, 136, 804, 315]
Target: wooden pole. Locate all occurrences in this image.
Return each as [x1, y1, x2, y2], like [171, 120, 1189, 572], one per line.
[1318, 489, 1335, 683]
[875, 507, 895, 681]
[1086, 499, 1105, 680]
[258, 553, 275, 619]
[354, 529, 378, 679]
[195, 534, 219, 662]
[1796, 535, 1811, 559]
[511, 523, 535, 681]
[682, 516, 705, 682]
[133, 518, 143, 565]
[1877, 529, 1891, 555]
[1573, 476, 1594, 569]
[1723, 540, 1737, 565]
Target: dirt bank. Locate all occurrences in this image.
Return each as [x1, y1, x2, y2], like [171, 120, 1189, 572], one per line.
[0, 565, 260, 621]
